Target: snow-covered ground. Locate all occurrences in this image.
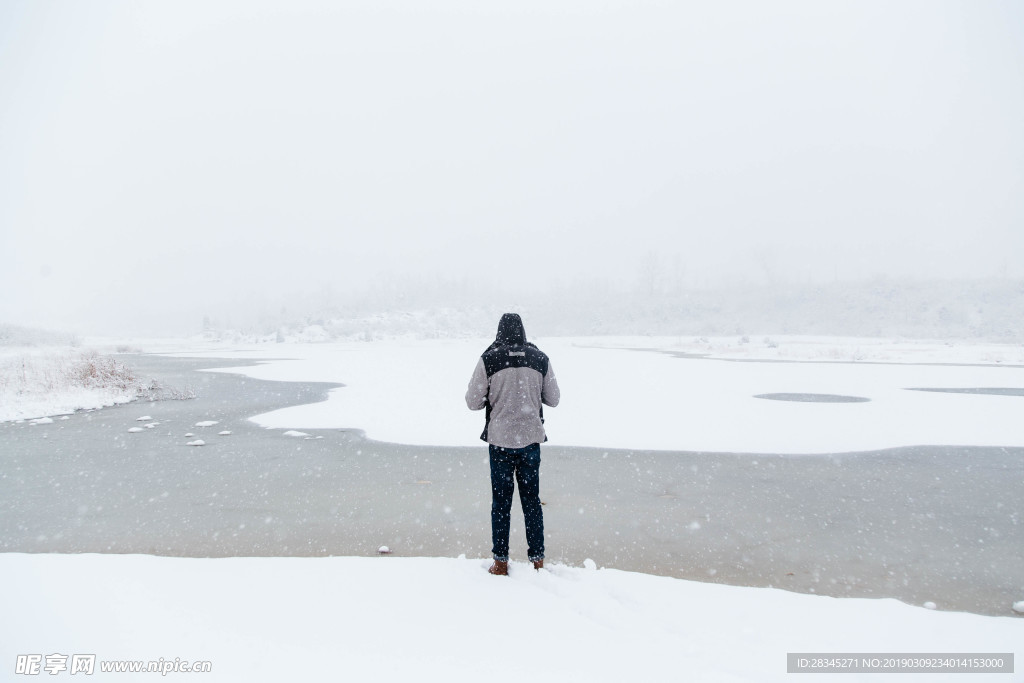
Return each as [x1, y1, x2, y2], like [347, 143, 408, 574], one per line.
[153, 336, 1024, 454]
[3, 336, 1023, 680]
[1, 553, 1020, 682]
[0, 348, 145, 422]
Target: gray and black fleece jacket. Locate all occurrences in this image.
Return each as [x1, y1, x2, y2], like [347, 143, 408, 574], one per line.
[465, 314, 560, 449]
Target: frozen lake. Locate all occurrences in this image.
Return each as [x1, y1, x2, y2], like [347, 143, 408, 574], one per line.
[2, 347, 1022, 616]
[165, 337, 1024, 453]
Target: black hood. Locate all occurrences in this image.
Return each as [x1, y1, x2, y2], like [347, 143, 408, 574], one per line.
[495, 313, 527, 346]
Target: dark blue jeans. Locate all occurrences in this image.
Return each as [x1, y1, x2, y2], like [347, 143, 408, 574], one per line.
[489, 443, 544, 562]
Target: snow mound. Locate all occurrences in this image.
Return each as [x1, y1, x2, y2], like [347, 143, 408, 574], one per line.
[218, 431, 231, 436]
[185, 440, 205, 447]
[136, 415, 152, 421]
[127, 427, 144, 433]
[282, 430, 310, 437]
[194, 420, 219, 427]
[29, 417, 53, 425]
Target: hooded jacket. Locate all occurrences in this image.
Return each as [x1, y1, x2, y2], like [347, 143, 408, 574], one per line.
[465, 314, 560, 449]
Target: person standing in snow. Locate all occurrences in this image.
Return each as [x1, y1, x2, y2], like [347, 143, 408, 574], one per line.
[465, 313, 560, 576]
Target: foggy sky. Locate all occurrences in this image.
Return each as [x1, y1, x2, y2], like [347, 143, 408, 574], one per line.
[2, 0, 1022, 334]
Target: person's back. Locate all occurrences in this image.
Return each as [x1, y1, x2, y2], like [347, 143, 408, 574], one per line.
[468, 314, 560, 447]
[465, 313, 559, 575]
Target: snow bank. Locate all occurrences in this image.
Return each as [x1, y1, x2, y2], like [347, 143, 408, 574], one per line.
[1, 554, 1019, 682]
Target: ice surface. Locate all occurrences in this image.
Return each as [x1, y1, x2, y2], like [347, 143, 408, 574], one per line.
[7, 337, 1024, 453]
[170, 338, 1024, 454]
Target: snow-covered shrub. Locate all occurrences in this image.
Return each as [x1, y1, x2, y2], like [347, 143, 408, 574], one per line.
[0, 349, 194, 422]
[68, 351, 139, 391]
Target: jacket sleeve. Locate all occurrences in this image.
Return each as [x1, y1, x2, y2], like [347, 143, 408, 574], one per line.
[465, 358, 488, 410]
[542, 362, 560, 407]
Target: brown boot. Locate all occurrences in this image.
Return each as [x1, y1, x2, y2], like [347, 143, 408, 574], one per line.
[488, 560, 508, 576]
[533, 559, 544, 570]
